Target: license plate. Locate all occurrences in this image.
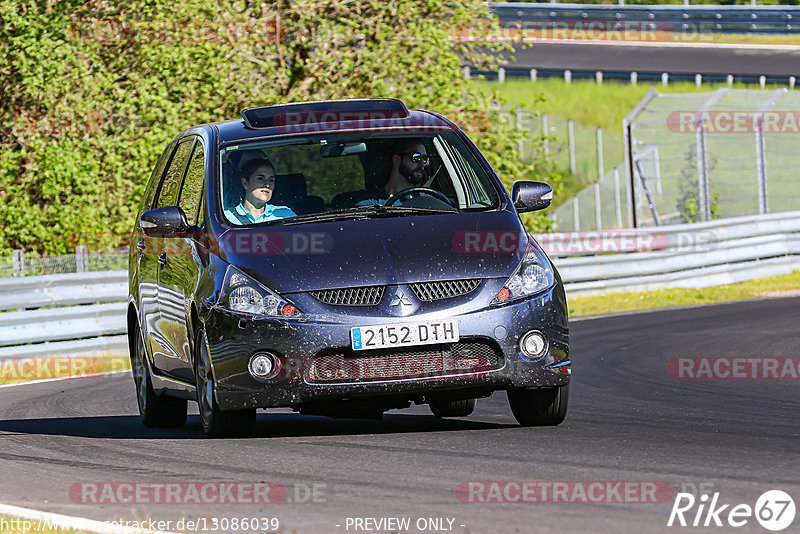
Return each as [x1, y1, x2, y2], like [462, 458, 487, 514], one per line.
[351, 319, 459, 351]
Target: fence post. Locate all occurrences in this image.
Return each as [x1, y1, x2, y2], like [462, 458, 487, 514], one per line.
[12, 249, 24, 277]
[614, 168, 623, 228]
[572, 196, 580, 231]
[594, 182, 602, 230]
[530, 68, 537, 82]
[498, 67, 505, 84]
[463, 66, 471, 80]
[753, 88, 785, 214]
[696, 120, 711, 221]
[76, 245, 89, 273]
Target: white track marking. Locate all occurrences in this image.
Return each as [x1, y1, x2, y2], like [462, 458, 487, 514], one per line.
[0, 502, 172, 534]
[0, 370, 130, 390]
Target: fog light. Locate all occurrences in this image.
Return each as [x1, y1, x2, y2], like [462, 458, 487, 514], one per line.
[248, 352, 279, 380]
[520, 331, 547, 359]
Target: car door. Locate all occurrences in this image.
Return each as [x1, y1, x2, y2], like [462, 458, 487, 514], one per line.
[148, 137, 195, 376]
[157, 138, 206, 381]
[137, 140, 175, 364]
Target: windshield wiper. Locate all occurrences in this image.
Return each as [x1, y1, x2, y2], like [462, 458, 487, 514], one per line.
[278, 205, 457, 225]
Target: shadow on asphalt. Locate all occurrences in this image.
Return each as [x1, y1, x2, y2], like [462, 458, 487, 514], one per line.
[0, 413, 516, 439]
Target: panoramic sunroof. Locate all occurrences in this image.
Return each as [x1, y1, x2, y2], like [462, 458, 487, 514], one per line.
[241, 99, 410, 129]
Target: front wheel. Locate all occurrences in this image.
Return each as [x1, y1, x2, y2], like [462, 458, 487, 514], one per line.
[429, 398, 476, 418]
[194, 326, 256, 438]
[507, 384, 569, 426]
[131, 324, 187, 428]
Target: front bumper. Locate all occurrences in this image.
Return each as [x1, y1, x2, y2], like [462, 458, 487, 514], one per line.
[203, 284, 569, 411]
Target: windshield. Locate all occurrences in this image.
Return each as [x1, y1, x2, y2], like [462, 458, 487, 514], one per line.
[218, 132, 500, 226]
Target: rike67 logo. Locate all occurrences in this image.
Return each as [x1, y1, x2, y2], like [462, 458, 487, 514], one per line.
[668, 490, 796, 531]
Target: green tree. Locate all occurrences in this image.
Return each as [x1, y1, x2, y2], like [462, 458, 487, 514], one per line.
[0, 0, 557, 254]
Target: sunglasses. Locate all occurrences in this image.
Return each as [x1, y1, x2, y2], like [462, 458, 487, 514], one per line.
[400, 152, 430, 165]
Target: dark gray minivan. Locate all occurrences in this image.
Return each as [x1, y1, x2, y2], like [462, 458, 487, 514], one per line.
[128, 99, 570, 437]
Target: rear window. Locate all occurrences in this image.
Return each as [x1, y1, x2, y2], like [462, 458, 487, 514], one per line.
[218, 132, 500, 226]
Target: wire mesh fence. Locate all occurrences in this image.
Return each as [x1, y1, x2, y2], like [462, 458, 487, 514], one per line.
[506, 106, 627, 231]
[628, 88, 800, 227]
[0, 248, 127, 278]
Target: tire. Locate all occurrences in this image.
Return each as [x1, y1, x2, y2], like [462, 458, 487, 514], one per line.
[429, 398, 477, 418]
[131, 323, 187, 428]
[507, 384, 569, 427]
[194, 326, 256, 438]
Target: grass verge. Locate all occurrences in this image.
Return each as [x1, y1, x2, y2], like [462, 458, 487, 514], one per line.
[0, 353, 130, 386]
[475, 77, 776, 131]
[569, 269, 800, 317]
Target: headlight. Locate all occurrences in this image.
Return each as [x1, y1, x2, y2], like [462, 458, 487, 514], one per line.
[492, 241, 554, 304]
[217, 265, 301, 317]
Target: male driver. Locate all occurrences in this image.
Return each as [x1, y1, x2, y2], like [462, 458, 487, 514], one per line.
[357, 139, 430, 206]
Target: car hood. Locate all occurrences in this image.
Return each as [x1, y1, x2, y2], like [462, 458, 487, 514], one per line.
[214, 210, 531, 293]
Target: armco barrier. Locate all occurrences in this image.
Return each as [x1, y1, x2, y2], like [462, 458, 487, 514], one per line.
[1, 211, 798, 358]
[542, 211, 800, 295]
[493, 3, 800, 35]
[0, 272, 129, 360]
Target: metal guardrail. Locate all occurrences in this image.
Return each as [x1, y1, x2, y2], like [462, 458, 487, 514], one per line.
[1, 210, 798, 359]
[0, 271, 127, 311]
[493, 3, 800, 34]
[543, 211, 800, 295]
[0, 272, 129, 360]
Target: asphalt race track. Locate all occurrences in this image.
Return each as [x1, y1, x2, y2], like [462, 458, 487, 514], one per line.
[0, 297, 798, 533]
[504, 42, 800, 77]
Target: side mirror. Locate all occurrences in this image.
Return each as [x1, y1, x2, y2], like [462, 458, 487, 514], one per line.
[512, 181, 553, 213]
[139, 206, 190, 237]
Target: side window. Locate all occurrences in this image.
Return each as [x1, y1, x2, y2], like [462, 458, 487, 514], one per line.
[140, 141, 174, 214]
[156, 139, 194, 208]
[195, 185, 206, 228]
[178, 141, 205, 226]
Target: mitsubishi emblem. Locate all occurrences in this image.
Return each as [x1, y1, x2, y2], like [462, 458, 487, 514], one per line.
[389, 289, 412, 307]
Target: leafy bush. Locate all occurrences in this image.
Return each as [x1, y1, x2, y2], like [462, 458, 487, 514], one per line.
[0, 0, 557, 254]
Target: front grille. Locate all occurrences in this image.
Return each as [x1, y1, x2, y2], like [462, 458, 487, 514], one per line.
[409, 279, 482, 302]
[310, 286, 384, 306]
[305, 340, 503, 383]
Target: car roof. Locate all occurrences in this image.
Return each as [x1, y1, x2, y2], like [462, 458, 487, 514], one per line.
[212, 107, 456, 145]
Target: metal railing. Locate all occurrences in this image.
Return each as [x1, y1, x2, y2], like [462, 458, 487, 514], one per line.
[493, 3, 800, 34]
[0, 272, 128, 360]
[1, 210, 798, 358]
[543, 210, 800, 295]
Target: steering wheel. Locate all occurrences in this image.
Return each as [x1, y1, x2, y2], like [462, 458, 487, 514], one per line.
[385, 187, 453, 207]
